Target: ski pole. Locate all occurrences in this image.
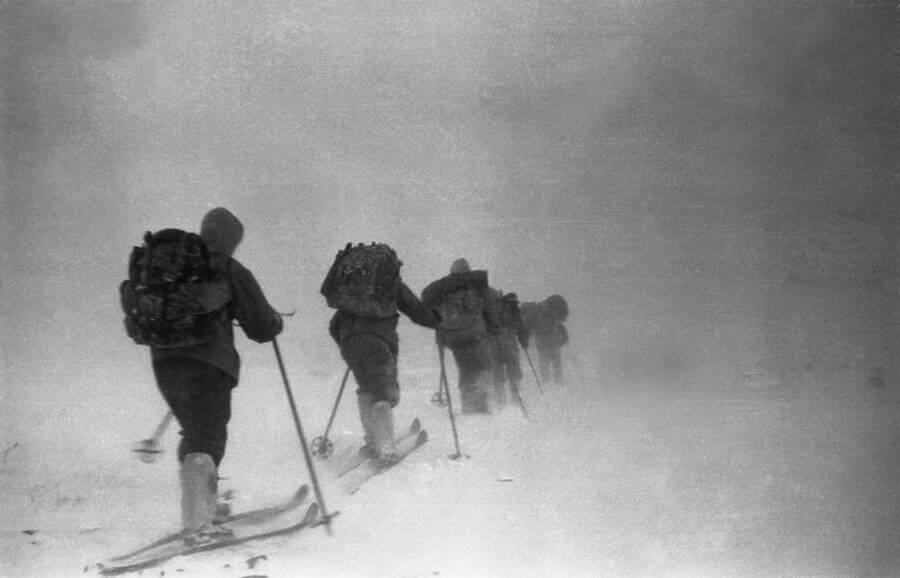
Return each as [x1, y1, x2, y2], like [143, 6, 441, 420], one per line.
[439, 343, 468, 460]
[522, 347, 545, 395]
[133, 411, 174, 463]
[431, 334, 447, 406]
[509, 381, 532, 421]
[311, 367, 351, 459]
[272, 338, 335, 535]
[430, 370, 447, 407]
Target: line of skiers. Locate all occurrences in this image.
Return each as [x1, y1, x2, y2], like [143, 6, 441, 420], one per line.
[120, 207, 569, 545]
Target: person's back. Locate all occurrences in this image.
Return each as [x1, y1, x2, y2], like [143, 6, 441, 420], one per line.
[144, 208, 283, 544]
[150, 208, 283, 378]
[422, 258, 498, 413]
[488, 290, 529, 407]
[526, 295, 569, 384]
[324, 243, 437, 463]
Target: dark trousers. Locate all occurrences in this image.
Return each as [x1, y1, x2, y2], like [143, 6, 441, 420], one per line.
[538, 346, 563, 384]
[443, 333, 491, 412]
[153, 358, 235, 467]
[339, 333, 400, 406]
[490, 331, 523, 385]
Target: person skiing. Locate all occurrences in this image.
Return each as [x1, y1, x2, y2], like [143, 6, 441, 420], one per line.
[522, 294, 569, 385]
[145, 208, 283, 545]
[488, 290, 530, 408]
[324, 243, 438, 465]
[422, 258, 500, 414]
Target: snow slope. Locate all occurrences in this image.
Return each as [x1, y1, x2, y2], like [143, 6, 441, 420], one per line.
[5, 315, 900, 577]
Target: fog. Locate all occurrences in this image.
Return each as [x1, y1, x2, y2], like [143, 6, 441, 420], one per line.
[2, 1, 898, 575]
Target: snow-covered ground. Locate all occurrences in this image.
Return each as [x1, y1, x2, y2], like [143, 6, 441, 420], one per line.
[5, 271, 900, 578]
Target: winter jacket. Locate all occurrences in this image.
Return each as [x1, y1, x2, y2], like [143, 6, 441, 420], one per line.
[151, 208, 282, 381]
[329, 281, 438, 355]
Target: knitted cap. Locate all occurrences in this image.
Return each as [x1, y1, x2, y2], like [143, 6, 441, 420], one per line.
[200, 207, 244, 256]
[450, 258, 470, 274]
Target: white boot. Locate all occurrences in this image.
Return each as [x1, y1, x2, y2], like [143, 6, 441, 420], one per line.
[371, 401, 397, 465]
[180, 453, 233, 545]
[357, 394, 377, 458]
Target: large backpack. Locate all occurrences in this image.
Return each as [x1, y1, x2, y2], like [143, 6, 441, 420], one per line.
[320, 242, 402, 318]
[422, 270, 489, 332]
[119, 229, 231, 348]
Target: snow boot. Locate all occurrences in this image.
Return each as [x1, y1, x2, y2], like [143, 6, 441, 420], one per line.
[371, 400, 398, 466]
[180, 452, 234, 545]
[461, 376, 491, 414]
[493, 380, 508, 409]
[357, 393, 378, 458]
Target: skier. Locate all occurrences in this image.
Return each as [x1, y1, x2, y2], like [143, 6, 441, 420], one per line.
[148, 208, 283, 545]
[488, 290, 530, 408]
[422, 258, 500, 414]
[522, 294, 569, 385]
[324, 244, 438, 465]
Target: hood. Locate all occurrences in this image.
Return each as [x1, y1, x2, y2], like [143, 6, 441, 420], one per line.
[200, 207, 244, 256]
[450, 258, 470, 274]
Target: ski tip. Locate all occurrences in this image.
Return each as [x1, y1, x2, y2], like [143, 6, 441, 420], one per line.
[319, 509, 340, 524]
[410, 417, 421, 433]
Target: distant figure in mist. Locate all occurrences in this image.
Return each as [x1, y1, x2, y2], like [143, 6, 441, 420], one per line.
[488, 288, 530, 408]
[121, 208, 283, 545]
[422, 258, 500, 414]
[323, 243, 438, 464]
[521, 295, 570, 385]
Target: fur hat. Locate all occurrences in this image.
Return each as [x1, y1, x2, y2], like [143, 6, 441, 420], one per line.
[200, 207, 244, 256]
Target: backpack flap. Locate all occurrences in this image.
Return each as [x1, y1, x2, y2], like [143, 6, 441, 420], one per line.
[120, 229, 230, 348]
[428, 270, 488, 331]
[321, 243, 401, 318]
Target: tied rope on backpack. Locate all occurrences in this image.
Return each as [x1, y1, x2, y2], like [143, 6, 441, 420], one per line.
[119, 229, 231, 348]
[320, 242, 402, 318]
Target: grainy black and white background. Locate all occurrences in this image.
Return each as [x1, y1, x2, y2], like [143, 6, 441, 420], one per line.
[2, 2, 898, 576]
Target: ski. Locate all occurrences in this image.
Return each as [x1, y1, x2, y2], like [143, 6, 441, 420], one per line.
[105, 484, 310, 564]
[97, 502, 320, 576]
[333, 418, 422, 477]
[344, 429, 429, 495]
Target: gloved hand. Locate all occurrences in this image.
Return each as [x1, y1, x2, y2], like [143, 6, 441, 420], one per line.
[274, 311, 284, 333]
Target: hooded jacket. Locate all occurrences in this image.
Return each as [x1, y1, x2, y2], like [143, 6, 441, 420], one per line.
[151, 208, 283, 381]
[329, 281, 437, 356]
